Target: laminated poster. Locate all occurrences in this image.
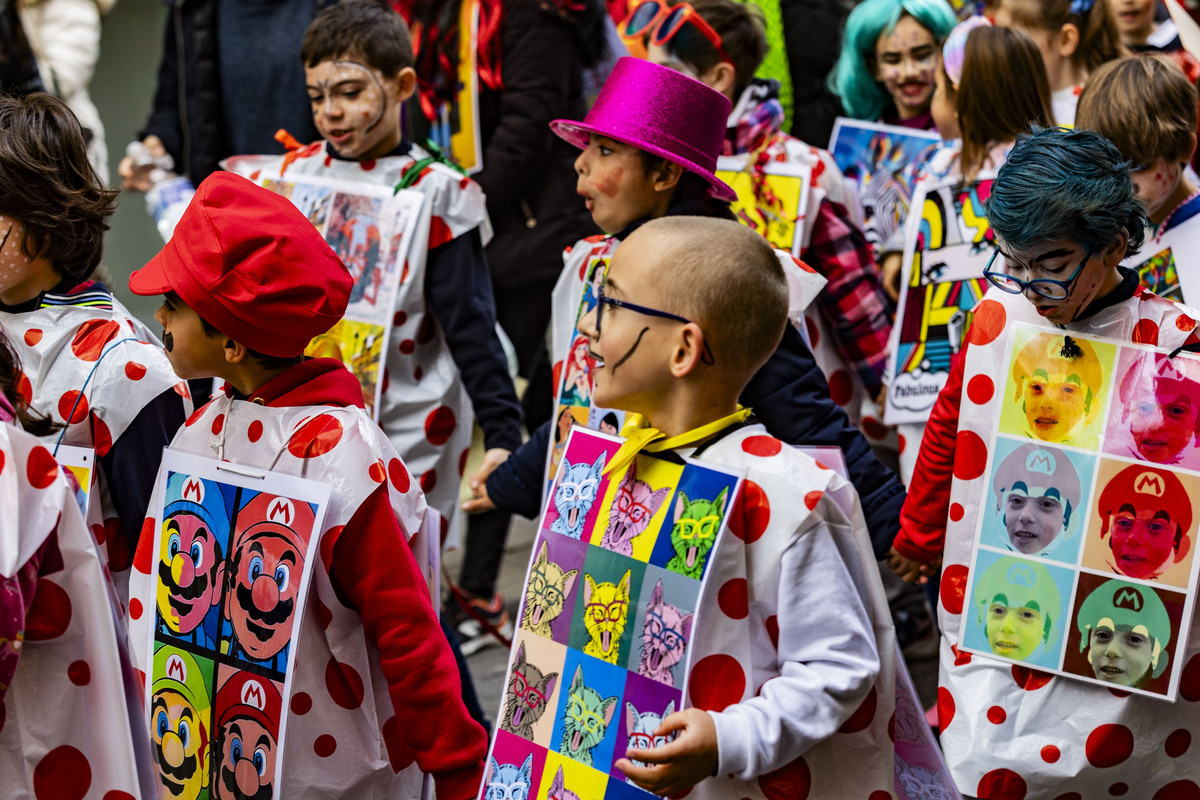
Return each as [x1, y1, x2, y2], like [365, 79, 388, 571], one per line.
[827, 118, 939, 259]
[258, 175, 424, 419]
[884, 172, 996, 425]
[55, 444, 94, 519]
[715, 154, 812, 256]
[144, 449, 331, 797]
[1126, 213, 1200, 303]
[483, 427, 742, 800]
[958, 324, 1200, 700]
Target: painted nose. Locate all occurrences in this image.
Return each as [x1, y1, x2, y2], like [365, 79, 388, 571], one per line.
[171, 553, 195, 588]
[999, 612, 1018, 633]
[162, 731, 185, 768]
[236, 758, 262, 795]
[252, 575, 280, 612]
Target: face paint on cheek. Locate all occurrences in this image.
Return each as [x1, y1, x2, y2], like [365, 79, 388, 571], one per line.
[163, 332, 174, 352]
[594, 168, 622, 198]
[608, 326, 651, 375]
[335, 60, 388, 134]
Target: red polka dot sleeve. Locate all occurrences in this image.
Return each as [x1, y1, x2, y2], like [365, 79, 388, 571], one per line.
[329, 485, 487, 800]
[892, 343, 968, 562]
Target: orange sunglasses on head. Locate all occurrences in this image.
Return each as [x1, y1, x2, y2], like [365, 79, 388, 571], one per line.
[619, 0, 733, 68]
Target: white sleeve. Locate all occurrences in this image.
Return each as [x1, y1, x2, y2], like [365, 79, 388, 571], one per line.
[708, 508, 881, 779]
[19, 0, 101, 98]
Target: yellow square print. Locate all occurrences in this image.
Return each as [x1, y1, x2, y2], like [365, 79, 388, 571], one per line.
[538, 749, 610, 800]
[999, 329, 1117, 450]
[716, 168, 805, 253]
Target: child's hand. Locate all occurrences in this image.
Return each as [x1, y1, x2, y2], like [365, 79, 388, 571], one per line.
[615, 708, 718, 797]
[886, 546, 939, 584]
[119, 135, 167, 192]
[461, 447, 510, 514]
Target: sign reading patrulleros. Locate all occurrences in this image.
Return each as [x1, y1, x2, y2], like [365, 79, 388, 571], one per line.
[256, 174, 424, 420]
[884, 171, 996, 425]
[958, 324, 1200, 699]
[482, 426, 743, 800]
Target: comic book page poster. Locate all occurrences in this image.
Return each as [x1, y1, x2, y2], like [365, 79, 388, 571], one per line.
[144, 450, 331, 797]
[827, 118, 939, 259]
[410, 0, 483, 172]
[884, 172, 996, 425]
[1128, 215, 1200, 303]
[259, 175, 424, 419]
[544, 254, 628, 496]
[715, 155, 812, 256]
[55, 444, 94, 519]
[482, 427, 743, 800]
[957, 324, 1200, 699]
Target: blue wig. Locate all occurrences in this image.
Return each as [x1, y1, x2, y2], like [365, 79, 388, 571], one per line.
[829, 0, 958, 121]
[986, 126, 1147, 260]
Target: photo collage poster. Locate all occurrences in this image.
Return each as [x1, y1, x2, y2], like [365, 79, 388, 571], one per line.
[827, 118, 939, 261]
[884, 172, 996, 425]
[484, 427, 743, 800]
[145, 449, 331, 797]
[1127, 214, 1200, 303]
[959, 324, 1200, 699]
[258, 174, 424, 419]
[545, 254, 628, 495]
[714, 154, 812, 257]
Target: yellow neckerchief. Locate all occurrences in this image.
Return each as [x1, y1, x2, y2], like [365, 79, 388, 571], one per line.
[603, 406, 752, 477]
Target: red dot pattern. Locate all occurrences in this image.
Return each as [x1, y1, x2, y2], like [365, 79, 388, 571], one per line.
[728, 481, 769, 544]
[26, 579, 71, 640]
[369, 460, 386, 483]
[389, 459, 411, 492]
[689, 654, 746, 712]
[1133, 319, 1160, 345]
[420, 469, 438, 493]
[717, 579, 749, 620]
[325, 657, 365, 710]
[248, 420, 264, 443]
[1085, 724, 1134, 768]
[68, 660, 90, 686]
[757, 756, 811, 800]
[33, 745, 91, 800]
[291, 692, 312, 715]
[967, 374, 995, 406]
[24, 328, 42, 346]
[969, 300, 1007, 346]
[425, 406, 457, 445]
[288, 415, 344, 459]
[1041, 745, 1060, 763]
[765, 615, 779, 650]
[1153, 780, 1200, 800]
[987, 705, 1006, 724]
[1011, 666, 1054, 691]
[1166, 729, 1191, 758]
[314, 734, 338, 757]
[976, 768, 1027, 800]
[57, 390, 89, 425]
[70, 318, 120, 361]
[837, 685, 877, 734]
[952, 430, 988, 481]
[1110, 783, 1129, 796]
[741, 435, 782, 458]
[211, 414, 225, 436]
[125, 362, 146, 381]
[1179, 654, 1200, 701]
[828, 370, 852, 406]
[803, 491, 822, 511]
[129, 598, 143, 621]
[950, 503, 965, 522]
[940, 564, 968, 615]
[382, 716, 414, 773]
[937, 687, 954, 730]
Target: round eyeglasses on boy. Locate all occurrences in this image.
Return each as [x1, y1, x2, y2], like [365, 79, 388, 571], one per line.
[982, 247, 1092, 301]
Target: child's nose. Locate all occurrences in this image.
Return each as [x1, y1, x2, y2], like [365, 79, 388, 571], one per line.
[574, 151, 588, 176]
[579, 305, 599, 338]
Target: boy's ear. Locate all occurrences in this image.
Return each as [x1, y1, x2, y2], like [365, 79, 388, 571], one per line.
[699, 61, 737, 100]
[223, 338, 249, 365]
[1188, 132, 1198, 163]
[669, 323, 708, 378]
[395, 66, 418, 103]
[651, 160, 685, 195]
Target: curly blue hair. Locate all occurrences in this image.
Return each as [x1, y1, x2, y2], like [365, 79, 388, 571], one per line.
[986, 126, 1147, 259]
[829, 0, 957, 121]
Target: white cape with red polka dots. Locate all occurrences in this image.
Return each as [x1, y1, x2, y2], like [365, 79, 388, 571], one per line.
[127, 393, 435, 797]
[0, 422, 151, 798]
[1, 293, 191, 595]
[681, 424, 898, 799]
[224, 141, 489, 548]
[938, 286, 1200, 798]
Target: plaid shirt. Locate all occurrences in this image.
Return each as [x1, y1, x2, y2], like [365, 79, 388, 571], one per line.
[803, 197, 892, 397]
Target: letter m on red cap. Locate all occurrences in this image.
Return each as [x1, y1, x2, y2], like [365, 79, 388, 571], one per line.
[241, 679, 266, 710]
[1135, 472, 1165, 497]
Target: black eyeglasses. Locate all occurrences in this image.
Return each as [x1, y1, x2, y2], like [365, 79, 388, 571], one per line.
[596, 285, 715, 365]
[983, 248, 1091, 301]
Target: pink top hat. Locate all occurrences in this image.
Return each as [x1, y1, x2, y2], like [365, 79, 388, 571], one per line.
[551, 57, 736, 202]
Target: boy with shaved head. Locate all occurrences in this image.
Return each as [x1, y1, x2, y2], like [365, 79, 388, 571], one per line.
[583, 216, 897, 799]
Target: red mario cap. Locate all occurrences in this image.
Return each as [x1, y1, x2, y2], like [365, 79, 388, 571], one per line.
[129, 172, 352, 358]
[215, 670, 282, 738]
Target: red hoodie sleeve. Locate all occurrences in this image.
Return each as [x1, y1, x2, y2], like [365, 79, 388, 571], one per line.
[331, 486, 487, 800]
[892, 343, 969, 562]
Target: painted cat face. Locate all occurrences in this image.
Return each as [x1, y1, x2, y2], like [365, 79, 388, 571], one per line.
[501, 642, 558, 736]
[583, 570, 631, 662]
[551, 454, 607, 539]
[639, 579, 693, 682]
[486, 754, 533, 800]
[602, 462, 669, 554]
[523, 540, 578, 634]
[667, 488, 727, 577]
[547, 766, 580, 800]
[625, 699, 676, 769]
[561, 663, 617, 761]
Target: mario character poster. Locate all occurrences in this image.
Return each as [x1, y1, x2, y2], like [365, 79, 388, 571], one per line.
[484, 427, 742, 800]
[146, 450, 330, 796]
[256, 174, 424, 419]
[957, 324, 1200, 699]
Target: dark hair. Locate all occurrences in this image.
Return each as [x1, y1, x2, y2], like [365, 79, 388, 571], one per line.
[0, 332, 58, 436]
[986, 126, 1147, 259]
[955, 26, 1055, 181]
[639, 152, 736, 220]
[0, 93, 117, 288]
[301, 0, 414, 76]
[182, 293, 304, 371]
[1076, 54, 1199, 169]
[658, 0, 768, 98]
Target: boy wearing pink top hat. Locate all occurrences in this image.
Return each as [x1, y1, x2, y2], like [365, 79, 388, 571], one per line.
[124, 171, 487, 799]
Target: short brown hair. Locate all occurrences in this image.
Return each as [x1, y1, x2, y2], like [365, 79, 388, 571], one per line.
[1076, 54, 1198, 168]
[0, 93, 117, 287]
[955, 25, 1056, 180]
[301, 0, 414, 77]
[999, 0, 1125, 73]
[638, 216, 787, 379]
[661, 0, 768, 98]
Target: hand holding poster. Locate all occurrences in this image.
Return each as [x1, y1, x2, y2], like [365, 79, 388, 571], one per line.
[958, 324, 1200, 699]
[484, 427, 742, 800]
[884, 172, 996, 425]
[145, 450, 330, 797]
[257, 175, 423, 419]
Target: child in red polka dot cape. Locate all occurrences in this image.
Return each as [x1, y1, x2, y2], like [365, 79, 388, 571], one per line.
[0, 93, 192, 600]
[888, 129, 1200, 797]
[0, 331, 154, 796]
[582, 217, 898, 800]
[222, 0, 522, 553]
[125, 171, 488, 799]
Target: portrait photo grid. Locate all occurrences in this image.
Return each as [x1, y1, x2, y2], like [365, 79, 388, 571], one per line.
[960, 324, 1200, 699]
[482, 427, 742, 800]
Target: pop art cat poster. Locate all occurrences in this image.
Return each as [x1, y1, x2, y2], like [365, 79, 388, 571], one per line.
[479, 427, 743, 800]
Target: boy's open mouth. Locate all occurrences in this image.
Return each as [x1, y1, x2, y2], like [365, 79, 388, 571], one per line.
[1099, 664, 1125, 677]
[993, 640, 1020, 652]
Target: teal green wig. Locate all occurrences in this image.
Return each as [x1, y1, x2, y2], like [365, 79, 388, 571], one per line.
[829, 0, 957, 121]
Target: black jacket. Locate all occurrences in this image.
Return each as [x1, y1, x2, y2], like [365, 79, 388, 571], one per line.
[0, 0, 43, 96]
[139, 0, 333, 184]
[780, 0, 853, 148]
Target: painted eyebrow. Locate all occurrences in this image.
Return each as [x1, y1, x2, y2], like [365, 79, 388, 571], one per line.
[256, 733, 272, 748]
[280, 550, 298, 565]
